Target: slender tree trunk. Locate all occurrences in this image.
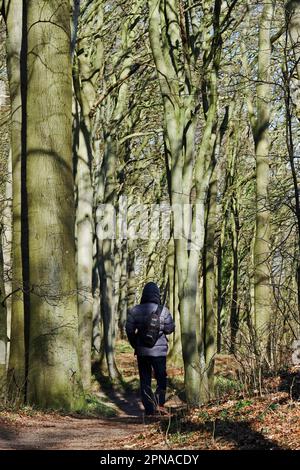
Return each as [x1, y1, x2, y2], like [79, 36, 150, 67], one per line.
[2, 150, 12, 382]
[285, 0, 300, 325]
[74, 78, 94, 392]
[75, 114, 93, 389]
[127, 244, 136, 309]
[146, 239, 159, 281]
[0, 224, 6, 390]
[92, 249, 102, 355]
[73, 0, 103, 390]
[168, 238, 182, 364]
[216, 236, 223, 353]
[118, 240, 128, 339]
[26, 0, 84, 409]
[94, 4, 139, 378]
[229, 198, 239, 354]
[167, 238, 175, 321]
[167, 238, 174, 351]
[3, 0, 26, 401]
[286, 0, 300, 119]
[203, 169, 217, 393]
[253, 0, 274, 351]
[97, 134, 118, 379]
[0, 14, 8, 391]
[114, 238, 122, 330]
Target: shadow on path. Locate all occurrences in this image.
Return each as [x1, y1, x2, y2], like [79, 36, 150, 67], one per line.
[160, 416, 284, 450]
[0, 415, 145, 450]
[0, 422, 17, 446]
[92, 364, 142, 418]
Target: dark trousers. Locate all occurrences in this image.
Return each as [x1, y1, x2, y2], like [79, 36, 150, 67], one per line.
[137, 356, 167, 415]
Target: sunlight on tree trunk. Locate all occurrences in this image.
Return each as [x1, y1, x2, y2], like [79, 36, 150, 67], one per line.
[148, 0, 221, 405]
[0, 224, 6, 391]
[73, 0, 103, 391]
[4, 0, 25, 403]
[286, 0, 300, 119]
[26, 0, 84, 410]
[253, 0, 274, 353]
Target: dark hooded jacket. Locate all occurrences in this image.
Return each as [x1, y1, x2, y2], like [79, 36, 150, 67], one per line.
[125, 282, 175, 357]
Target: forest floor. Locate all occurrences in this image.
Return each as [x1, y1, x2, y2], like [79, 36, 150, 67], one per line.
[0, 342, 300, 450]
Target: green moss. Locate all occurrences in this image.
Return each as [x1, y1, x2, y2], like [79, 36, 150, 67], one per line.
[76, 394, 117, 417]
[168, 431, 192, 445]
[234, 399, 253, 410]
[0, 393, 117, 418]
[214, 376, 243, 398]
[115, 341, 132, 354]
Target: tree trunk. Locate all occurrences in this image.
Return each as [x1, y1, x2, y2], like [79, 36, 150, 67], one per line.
[73, 0, 103, 390]
[74, 67, 94, 392]
[26, 0, 84, 410]
[203, 169, 217, 394]
[229, 198, 239, 354]
[216, 236, 223, 353]
[253, 0, 274, 352]
[92, 250, 102, 355]
[3, 0, 26, 402]
[285, 0, 300, 326]
[96, 133, 118, 380]
[93, 3, 139, 378]
[286, 0, 300, 119]
[0, 224, 6, 391]
[127, 244, 136, 309]
[0, 10, 8, 393]
[2, 149, 12, 391]
[75, 121, 93, 389]
[113, 239, 122, 336]
[168, 238, 182, 364]
[148, 0, 221, 405]
[118, 240, 128, 339]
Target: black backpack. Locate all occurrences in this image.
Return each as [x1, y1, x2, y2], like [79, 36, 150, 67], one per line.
[139, 305, 163, 348]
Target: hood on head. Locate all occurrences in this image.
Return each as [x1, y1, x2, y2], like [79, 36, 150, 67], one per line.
[141, 282, 160, 305]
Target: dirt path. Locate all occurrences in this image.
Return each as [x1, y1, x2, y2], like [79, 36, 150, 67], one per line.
[0, 348, 183, 450]
[0, 415, 146, 450]
[0, 392, 147, 450]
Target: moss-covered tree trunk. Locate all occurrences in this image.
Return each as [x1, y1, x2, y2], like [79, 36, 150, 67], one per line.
[26, 0, 84, 410]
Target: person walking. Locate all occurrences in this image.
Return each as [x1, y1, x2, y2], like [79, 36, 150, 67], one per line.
[126, 282, 175, 416]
